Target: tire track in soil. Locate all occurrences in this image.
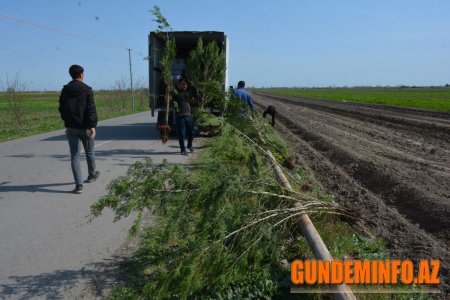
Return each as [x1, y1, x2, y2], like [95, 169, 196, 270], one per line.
[253, 91, 450, 296]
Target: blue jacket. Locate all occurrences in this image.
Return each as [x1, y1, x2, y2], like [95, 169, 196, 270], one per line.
[234, 87, 254, 111]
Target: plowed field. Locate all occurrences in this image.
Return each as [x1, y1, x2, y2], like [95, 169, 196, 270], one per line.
[253, 91, 450, 295]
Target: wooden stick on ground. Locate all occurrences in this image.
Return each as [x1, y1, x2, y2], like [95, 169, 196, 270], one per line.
[267, 150, 356, 300]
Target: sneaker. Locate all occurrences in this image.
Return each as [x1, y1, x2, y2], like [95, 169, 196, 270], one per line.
[181, 151, 189, 156]
[85, 171, 100, 183]
[189, 147, 195, 153]
[73, 184, 83, 194]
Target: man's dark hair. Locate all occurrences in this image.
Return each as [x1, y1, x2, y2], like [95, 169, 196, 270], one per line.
[238, 80, 245, 88]
[69, 65, 84, 79]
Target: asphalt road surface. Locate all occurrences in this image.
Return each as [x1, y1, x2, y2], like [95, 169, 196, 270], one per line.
[0, 112, 192, 299]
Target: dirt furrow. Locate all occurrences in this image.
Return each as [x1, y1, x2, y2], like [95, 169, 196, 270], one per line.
[256, 92, 450, 136]
[253, 91, 450, 294]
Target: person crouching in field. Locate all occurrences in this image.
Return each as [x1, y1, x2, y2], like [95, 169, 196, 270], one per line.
[263, 105, 277, 127]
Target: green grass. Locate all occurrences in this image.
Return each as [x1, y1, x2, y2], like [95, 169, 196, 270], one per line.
[0, 91, 149, 142]
[262, 87, 450, 111]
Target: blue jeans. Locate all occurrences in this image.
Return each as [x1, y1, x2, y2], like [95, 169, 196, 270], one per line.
[176, 115, 194, 153]
[66, 128, 96, 185]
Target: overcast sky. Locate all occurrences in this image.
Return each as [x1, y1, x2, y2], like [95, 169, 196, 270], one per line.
[1, 0, 449, 91]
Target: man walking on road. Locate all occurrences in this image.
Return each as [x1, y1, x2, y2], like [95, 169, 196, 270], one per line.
[59, 64, 100, 194]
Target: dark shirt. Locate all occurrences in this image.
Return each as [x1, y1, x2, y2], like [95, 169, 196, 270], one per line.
[263, 105, 277, 126]
[173, 91, 192, 116]
[58, 80, 98, 129]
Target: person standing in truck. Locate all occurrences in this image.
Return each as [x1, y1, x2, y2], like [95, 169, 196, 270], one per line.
[58, 64, 100, 194]
[173, 78, 196, 156]
[233, 80, 255, 115]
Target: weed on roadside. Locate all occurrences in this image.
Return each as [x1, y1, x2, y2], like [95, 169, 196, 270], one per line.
[90, 114, 391, 299]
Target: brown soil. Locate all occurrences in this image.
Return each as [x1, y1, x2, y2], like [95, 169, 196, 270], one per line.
[253, 91, 450, 296]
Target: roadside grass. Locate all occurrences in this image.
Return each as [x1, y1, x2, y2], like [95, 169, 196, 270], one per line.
[262, 87, 450, 111]
[91, 112, 420, 299]
[0, 91, 148, 142]
[3, 87, 448, 142]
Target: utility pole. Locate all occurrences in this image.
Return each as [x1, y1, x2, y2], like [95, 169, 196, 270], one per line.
[128, 48, 135, 112]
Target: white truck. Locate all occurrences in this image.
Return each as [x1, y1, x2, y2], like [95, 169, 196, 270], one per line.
[148, 31, 229, 134]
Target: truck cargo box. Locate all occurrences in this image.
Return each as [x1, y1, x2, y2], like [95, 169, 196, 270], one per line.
[148, 31, 228, 130]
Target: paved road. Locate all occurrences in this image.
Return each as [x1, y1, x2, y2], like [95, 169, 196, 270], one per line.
[0, 112, 191, 299]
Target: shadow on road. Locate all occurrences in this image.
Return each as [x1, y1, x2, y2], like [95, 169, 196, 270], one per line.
[0, 182, 74, 194]
[0, 147, 181, 161]
[0, 255, 129, 299]
[93, 147, 177, 158]
[42, 123, 160, 142]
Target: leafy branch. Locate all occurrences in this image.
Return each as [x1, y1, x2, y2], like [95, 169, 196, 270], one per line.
[151, 5, 171, 33]
[89, 119, 336, 298]
[186, 37, 226, 110]
[150, 6, 176, 143]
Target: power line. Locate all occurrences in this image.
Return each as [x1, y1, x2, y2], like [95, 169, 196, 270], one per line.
[0, 12, 138, 108]
[0, 12, 131, 51]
